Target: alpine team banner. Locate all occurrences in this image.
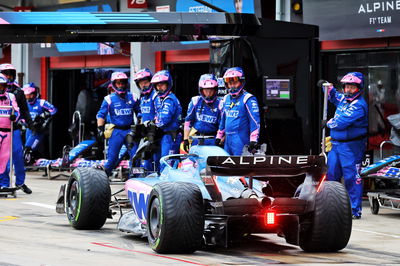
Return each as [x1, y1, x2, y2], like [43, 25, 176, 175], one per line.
[304, 0, 400, 40]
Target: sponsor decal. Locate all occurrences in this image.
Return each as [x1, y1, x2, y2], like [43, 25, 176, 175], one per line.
[128, 190, 150, 220]
[220, 156, 310, 165]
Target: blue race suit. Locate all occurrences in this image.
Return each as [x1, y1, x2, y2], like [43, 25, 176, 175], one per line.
[155, 92, 182, 170]
[326, 86, 368, 218]
[184, 96, 221, 146]
[25, 99, 57, 152]
[139, 89, 160, 171]
[0, 84, 32, 188]
[217, 91, 260, 155]
[97, 92, 140, 175]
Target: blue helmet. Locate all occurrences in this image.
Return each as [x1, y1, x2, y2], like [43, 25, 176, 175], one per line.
[151, 70, 173, 98]
[134, 68, 153, 95]
[198, 74, 218, 103]
[341, 72, 364, 101]
[223, 67, 245, 97]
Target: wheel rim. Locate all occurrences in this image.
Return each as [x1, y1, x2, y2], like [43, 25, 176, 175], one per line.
[68, 180, 80, 219]
[149, 197, 161, 239]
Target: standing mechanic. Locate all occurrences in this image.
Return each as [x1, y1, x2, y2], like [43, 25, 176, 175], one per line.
[133, 68, 160, 171]
[183, 73, 221, 152]
[324, 72, 368, 219]
[216, 67, 260, 155]
[151, 70, 182, 168]
[22, 83, 57, 164]
[97, 72, 141, 176]
[0, 63, 33, 194]
[0, 73, 19, 189]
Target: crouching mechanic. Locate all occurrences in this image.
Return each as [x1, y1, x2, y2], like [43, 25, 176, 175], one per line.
[183, 74, 222, 152]
[22, 83, 57, 164]
[216, 67, 260, 155]
[0, 73, 19, 190]
[0, 63, 33, 194]
[324, 72, 368, 219]
[133, 68, 160, 171]
[97, 72, 141, 176]
[151, 70, 182, 169]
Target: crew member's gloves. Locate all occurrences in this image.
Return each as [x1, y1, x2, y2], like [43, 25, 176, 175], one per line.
[40, 111, 51, 119]
[248, 141, 258, 153]
[317, 79, 328, 88]
[143, 120, 155, 128]
[183, 139, 190, 153]
[97, 125, 105, 142]
[9, 114, 16, 121]
[215, 138, 224, 148]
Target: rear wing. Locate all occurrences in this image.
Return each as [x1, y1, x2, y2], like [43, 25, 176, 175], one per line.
[207, 155, 326, 177]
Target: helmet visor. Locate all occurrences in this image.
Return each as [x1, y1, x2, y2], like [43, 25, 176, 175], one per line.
[224, 76, 240, 83]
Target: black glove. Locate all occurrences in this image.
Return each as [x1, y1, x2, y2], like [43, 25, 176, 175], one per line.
[215, 138, 224, 148]
[40, 111, 51, 119]
[183, 139, 190, 152]
[97, 125, 105, 142]
[317, 79, 328, 88]
[248, 141, 258, 152]
[9, 114, 16, 121]
[143, 120, 155, 128]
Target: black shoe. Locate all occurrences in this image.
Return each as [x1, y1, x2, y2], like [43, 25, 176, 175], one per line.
[352, 215, 361, 220]
[18, 184, 32, 194]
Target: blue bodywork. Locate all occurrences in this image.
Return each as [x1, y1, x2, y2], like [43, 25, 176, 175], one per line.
[126, 145, 265, 223]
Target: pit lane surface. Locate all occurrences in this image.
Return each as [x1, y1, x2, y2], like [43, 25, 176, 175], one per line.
[1, 172, 400, 265]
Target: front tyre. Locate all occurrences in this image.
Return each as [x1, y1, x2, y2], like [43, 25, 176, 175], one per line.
[147, 182, 204, 254]
[66, 167, 111, 229]
[299, 181, 352, 252]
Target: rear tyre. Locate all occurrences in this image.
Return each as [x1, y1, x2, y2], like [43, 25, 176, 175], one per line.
[66, 167, 110, 229]
[147, 182, 204, 254]
[371, 198, 379, 215]
[299, 181, 352, 252]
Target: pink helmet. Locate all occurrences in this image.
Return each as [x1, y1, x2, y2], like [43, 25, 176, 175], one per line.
[22, 83, 40, 104]
[134, 68, 153, 95]
[223, 67, 245, 97]
[198, 74, 218, 103]
[0, 63, 16, 83]
[110, 72, 129, 94]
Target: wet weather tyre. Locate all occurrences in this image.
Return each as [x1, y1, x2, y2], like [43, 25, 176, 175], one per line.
[299, 181, 352, 252]
[371, 198, 379, 214]
[147, 182, 204, 254]
[66, 167, 111, 229]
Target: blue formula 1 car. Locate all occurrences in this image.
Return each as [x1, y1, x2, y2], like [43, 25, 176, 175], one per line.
[56, 138, 352, 254]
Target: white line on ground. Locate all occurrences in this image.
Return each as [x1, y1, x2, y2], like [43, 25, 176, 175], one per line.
[353, 228, 400, 238]
[22, 202, 55, 210]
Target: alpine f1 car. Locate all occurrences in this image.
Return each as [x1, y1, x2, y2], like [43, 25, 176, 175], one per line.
[56, 140, 352, 254]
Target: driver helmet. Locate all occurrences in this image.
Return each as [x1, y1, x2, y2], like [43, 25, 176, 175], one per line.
[198, 74, 218, 104]
[110, 72, 129, 95]
[151, 70, 173, 98]
[340, 72, 364, 101]
[223, 67, 245, 97]
[22, 83, 40, 104]
[0, 73, 8, 96]
[0, 63, 17, 84]
[134, 68, 153, 95]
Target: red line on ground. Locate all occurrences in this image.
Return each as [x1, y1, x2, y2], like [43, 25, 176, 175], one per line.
[91, 242, 208, 266]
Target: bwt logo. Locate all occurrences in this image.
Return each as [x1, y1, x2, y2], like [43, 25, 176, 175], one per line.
[227, 110, 239, 118]
[115, 108, 132, 116]
[197, 113, 217, 123]
[141, 106, 151, 113]
[128, 190, 150, 220]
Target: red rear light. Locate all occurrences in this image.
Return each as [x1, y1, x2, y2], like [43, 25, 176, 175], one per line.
[264, 211, 276, 226]
[317, 175, 326, 193]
